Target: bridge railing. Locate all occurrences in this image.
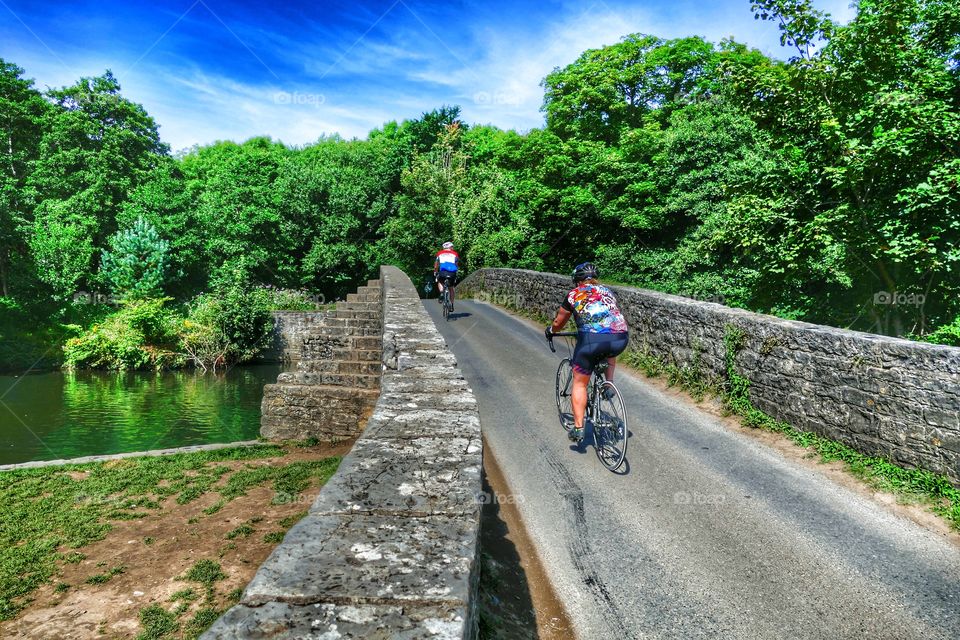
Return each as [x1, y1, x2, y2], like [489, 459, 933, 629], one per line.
[459, 268, 960, 486]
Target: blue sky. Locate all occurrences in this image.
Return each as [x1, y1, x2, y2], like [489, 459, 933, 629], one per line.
[0, 0, 857, 151]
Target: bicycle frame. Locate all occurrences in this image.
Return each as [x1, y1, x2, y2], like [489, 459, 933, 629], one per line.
[554, 337, 605, 422]
[549, 331, 628, 471]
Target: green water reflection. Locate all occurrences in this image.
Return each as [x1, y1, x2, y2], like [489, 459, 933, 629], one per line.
[0, 365, 281, 465]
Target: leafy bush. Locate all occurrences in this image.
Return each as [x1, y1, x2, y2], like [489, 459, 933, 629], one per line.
[921, 317, 960, 347]
[63, 299, 182, 370]
[180, 274, 274, 370]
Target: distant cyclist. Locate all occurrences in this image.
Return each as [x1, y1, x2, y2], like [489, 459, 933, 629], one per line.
[434, 241, 460, 311]
[545, 262, 629, 443]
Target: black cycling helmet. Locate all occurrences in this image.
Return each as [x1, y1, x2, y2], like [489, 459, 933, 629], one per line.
[572, 262, 599, 284]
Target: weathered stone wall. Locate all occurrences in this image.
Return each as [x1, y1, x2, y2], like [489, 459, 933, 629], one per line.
[459, 268, 960, 484]
[259, 311, 335, 363]
[260, 283, 384, 442]
[204, 265, 482, 639]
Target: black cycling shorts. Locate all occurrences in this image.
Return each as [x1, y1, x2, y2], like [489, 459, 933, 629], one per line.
[572, 332, 629, 375]
[436, 271, 457, 287]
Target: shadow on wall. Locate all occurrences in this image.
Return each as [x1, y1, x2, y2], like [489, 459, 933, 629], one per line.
[478, 467, 539, 639]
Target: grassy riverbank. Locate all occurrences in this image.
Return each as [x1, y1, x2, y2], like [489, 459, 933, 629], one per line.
[0, 442, 345, 638]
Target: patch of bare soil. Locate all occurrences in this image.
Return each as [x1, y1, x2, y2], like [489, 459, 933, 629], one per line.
[479, 439, 573, 640]
[0, 442, 353, 640]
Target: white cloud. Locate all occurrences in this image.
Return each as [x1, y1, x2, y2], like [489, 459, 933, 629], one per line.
[4, 0, 865, 149]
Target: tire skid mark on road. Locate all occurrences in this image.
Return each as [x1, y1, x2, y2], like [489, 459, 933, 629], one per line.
[539, 441, 637, 640]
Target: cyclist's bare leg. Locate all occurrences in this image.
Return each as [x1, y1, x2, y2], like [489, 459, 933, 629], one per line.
[572, 370, 590, 429]
[605, 357, 617, 381]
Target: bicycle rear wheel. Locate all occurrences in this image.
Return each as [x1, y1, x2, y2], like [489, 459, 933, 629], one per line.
[442, 290, 450, 320]
[594, 380, 627, 471]
[555, 358, 575, 432]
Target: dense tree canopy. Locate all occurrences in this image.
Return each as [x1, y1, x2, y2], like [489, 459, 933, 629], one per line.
[1, 0, 958, 370]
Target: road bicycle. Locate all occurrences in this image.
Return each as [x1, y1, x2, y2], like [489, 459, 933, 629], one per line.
[441, 283, 454, 321]
[548, 332, 628, 471]
[437, 274, 455, 321]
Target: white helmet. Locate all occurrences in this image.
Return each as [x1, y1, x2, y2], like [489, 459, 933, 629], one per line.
[442, 241, 454, 249]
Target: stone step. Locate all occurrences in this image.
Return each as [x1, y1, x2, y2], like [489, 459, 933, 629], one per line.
[314, 317, 381, 330]
[276, 371, 381, 389]
[308, 326, 382, 337]
[335, 301, 380, 312]
[298, 347, 381, 363]
[347, 292, 381, 303]
[296, 360, 382, 376]
[301, 335, 382, 352]
[367, 279, 381, 288]
[262, 382, 380, 401]
[330, 309, 381, 320]
[353, 336, 382, 350]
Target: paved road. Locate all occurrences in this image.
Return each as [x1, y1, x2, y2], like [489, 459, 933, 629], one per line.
[425, 298, 960, 640]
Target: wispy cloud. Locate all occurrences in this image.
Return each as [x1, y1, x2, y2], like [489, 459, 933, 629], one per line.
[0, 0, 858, 149]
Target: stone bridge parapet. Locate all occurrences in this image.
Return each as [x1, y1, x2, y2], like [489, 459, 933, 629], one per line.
[204, 265, 481, 639]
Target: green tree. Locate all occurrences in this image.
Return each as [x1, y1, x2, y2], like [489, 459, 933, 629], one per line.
[27, 71, 167, 299]
[0, 59, 48, 299]
[379, 123, 468, 275]
[100, 217, 170, 300]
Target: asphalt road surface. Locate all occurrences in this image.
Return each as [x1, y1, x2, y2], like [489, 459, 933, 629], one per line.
[425, 298, 960, 640]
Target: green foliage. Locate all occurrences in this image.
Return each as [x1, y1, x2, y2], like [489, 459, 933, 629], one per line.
[85, 563, 126, 584]
[225, 523, 254, 540]
[262, 531, 284, 543]
[180, 272, 273, 370]
[921, 316, 960, 347]
[137, 604, 180, 640]
[100, 217, 170, 300]
[0, 444, 287, 620]
[63, 298, 181, 370]
[183, 607, 222, 639]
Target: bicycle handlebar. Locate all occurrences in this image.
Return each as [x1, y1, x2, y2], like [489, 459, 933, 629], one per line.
[546, 331, 577, 353]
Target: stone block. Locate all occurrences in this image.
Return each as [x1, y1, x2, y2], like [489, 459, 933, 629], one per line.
[309, 436, 481, 517]
[241, 512, 479, 607]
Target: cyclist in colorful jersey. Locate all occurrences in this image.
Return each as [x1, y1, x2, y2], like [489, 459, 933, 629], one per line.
[434, 241, 460, 311]
[545, 262, 629, 443]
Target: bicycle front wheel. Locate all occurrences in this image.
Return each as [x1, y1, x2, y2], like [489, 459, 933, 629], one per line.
[555, 358, 575, 432]
[594, 380, 627, 471]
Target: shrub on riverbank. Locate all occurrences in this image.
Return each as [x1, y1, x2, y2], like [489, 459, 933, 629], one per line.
[63, 299, 183, 370]
[62, 281, 276, 371]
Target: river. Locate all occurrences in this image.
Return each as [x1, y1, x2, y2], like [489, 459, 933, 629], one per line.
[0, 365, 281, 465]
